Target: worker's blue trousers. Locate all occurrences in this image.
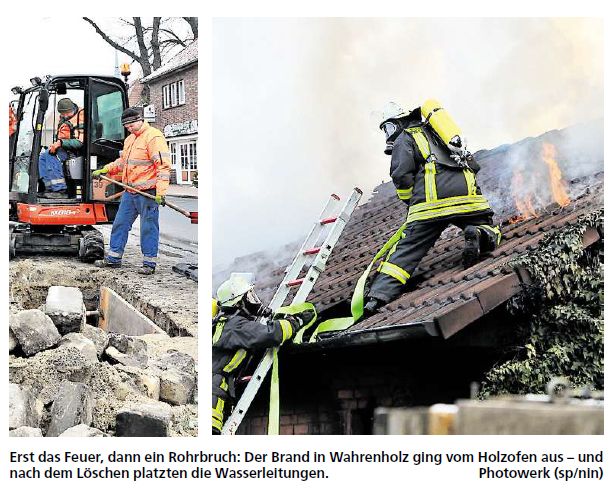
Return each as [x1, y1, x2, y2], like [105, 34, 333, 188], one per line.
[107, 191, 159, 268]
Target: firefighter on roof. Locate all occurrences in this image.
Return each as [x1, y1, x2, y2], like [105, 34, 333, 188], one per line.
[212, 273, 313, 434]
[364, 100, 502, 314]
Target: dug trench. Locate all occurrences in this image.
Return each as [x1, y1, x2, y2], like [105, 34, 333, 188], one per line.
[9, 257, 198, 437]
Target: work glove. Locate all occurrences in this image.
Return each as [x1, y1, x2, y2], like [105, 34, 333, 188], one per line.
[292, 309, 315, 328]
[92, 166, 109, 179]
[283, 315, 305, 334]
[155, 195, 166, 206]
[48, 141, 62, 154]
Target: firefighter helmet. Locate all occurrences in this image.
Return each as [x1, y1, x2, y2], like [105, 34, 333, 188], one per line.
[216, 273, 256, 307]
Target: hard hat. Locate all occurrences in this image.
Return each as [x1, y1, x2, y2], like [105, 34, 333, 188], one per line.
[212, 298, 219, 317]
[378, 102, 410, 128]
[216, 273, 256, 307]
[57, 98, 76, 114]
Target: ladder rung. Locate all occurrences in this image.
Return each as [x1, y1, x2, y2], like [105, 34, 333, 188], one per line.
[303, 247, 321, 255]
[286, 278, 304, 287]
[320, 217, 337, 225]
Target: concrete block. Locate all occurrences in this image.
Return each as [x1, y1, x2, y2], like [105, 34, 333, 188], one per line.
[81, 324, 109, 358]
[59, 424, 107, 437]
[60, 333, 98, 364]
[12, 310, 61, 356]
[46, 381, 94, 437]
[44, 286, 85, 335]
[155, 350, 196, 376]
[9, 383, 28, 429]
[115, 402, 171, 437]
[116, 365, 161, 400]
[10, 427, 43, 437]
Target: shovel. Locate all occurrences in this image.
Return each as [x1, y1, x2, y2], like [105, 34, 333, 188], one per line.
[99, 174, 198, 224]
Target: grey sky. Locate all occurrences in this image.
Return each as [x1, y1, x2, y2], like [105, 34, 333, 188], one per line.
[212, 17, 603, 268]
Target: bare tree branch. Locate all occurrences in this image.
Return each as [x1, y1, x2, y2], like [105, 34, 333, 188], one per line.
[133, 17, 152, 76]
[82, 17, 141, 63]
[151, 17, 162, 70]
[183, 17, 198, 39]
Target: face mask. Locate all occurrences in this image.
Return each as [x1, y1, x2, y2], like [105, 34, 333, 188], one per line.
[381, 121, 401, 155]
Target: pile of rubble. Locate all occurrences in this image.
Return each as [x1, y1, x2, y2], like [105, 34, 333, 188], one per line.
[9, 286, 198, 437]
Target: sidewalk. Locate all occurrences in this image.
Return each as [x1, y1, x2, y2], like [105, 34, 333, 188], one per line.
[166, 184, 198, 199]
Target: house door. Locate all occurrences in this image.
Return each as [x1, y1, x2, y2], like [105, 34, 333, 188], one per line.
[171, 140, 197, 184]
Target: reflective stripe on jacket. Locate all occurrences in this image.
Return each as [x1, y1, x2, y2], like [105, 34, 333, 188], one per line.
[56, 108, 85, 151]
[106, 122, 172, 195]
[389, 124, 492, 224]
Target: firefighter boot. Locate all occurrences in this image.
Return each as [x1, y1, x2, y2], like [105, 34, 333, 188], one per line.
[364, 297, 386, 316]
[462, 225, 481, 269]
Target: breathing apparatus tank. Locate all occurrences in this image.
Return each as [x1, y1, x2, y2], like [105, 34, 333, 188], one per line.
[421, 99, 470, 164]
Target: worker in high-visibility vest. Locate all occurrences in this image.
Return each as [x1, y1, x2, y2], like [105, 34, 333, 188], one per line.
[92, 108, 172, 274]
[364, 101, 501, 314]
[212, 273, 312, 434]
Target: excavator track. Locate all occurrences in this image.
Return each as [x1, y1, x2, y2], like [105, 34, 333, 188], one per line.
[78, 227, 105, 262]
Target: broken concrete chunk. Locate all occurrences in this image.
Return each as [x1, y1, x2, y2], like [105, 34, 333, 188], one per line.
[115, 402, 171, 437]
[9, 426, 43, 437]
[60, 333, 98, 364]
[12, 310, 61, 356]
[46, 381, 94, 437]
[44, 286, 85, 335]
[81, 324, 109, 358]
[106, 334, 148, 368]
[9, 383, 29, 429]
[159, 370, 196, 406]
[116, 365, 160, 400]
[155, 350, 196, 376]
[9, 328, 18, 352]
[59, 424, 107, 437]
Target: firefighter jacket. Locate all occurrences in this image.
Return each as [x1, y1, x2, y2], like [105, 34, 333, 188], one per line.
[56, 108, 85, 152]
[106, 122, 171, 196]
[390, 123, 492, 224]
[212, 311, 296, 432]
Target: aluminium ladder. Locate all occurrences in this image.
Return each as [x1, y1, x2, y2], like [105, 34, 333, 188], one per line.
[222, 187, 363, 435]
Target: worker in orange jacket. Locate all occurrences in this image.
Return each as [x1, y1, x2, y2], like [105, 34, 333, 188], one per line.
[93, 108, 172, 274]
[48, 98, 85, 154]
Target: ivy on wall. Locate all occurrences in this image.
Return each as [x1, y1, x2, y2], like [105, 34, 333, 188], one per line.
[479, 210, 604, 398]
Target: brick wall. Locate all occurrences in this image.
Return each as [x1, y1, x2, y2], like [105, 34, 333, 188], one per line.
[237, 309, 512, 435]
[148, 64, 198, 132]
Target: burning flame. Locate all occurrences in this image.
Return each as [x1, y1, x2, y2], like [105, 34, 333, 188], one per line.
[542, 142, 571, 207]
[509, 142, 571, 223]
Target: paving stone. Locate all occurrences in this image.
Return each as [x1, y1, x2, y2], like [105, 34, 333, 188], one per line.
[158, 370, 196, 406]
[58, 424, 107, 437]
[60, 333, 98, 364]
[12, 310, 61, 356]
[44, 286, 85, 335]
[116, 365, 161, 400]
[115, 402, 171, 437]
[46, 381, 94, 437]
[81, 324, 109, 359]
[9, 426, 43, 437]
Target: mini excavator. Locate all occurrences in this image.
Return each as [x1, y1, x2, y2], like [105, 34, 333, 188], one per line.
[9, 75, 129, 261]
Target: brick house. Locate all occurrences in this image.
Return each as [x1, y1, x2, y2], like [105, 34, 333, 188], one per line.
[235, 121, 603, 435]
[140, 41, 198, 185]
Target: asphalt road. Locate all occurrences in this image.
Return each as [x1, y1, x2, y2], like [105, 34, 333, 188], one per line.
[98, 196, 198, 262]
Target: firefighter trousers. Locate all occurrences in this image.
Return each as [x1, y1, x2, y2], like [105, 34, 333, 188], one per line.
[107, 191, 160, 268]
[368, 213, 501, 304]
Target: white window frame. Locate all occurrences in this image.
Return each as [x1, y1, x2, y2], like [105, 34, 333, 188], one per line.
[178, 80, 185, 105]
[162, 80, 186, 109]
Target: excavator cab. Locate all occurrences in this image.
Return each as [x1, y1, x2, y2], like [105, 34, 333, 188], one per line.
[9, 75, 129, 261]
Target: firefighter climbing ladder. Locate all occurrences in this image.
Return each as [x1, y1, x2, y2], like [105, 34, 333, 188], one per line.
[222, 188, 363, 435]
